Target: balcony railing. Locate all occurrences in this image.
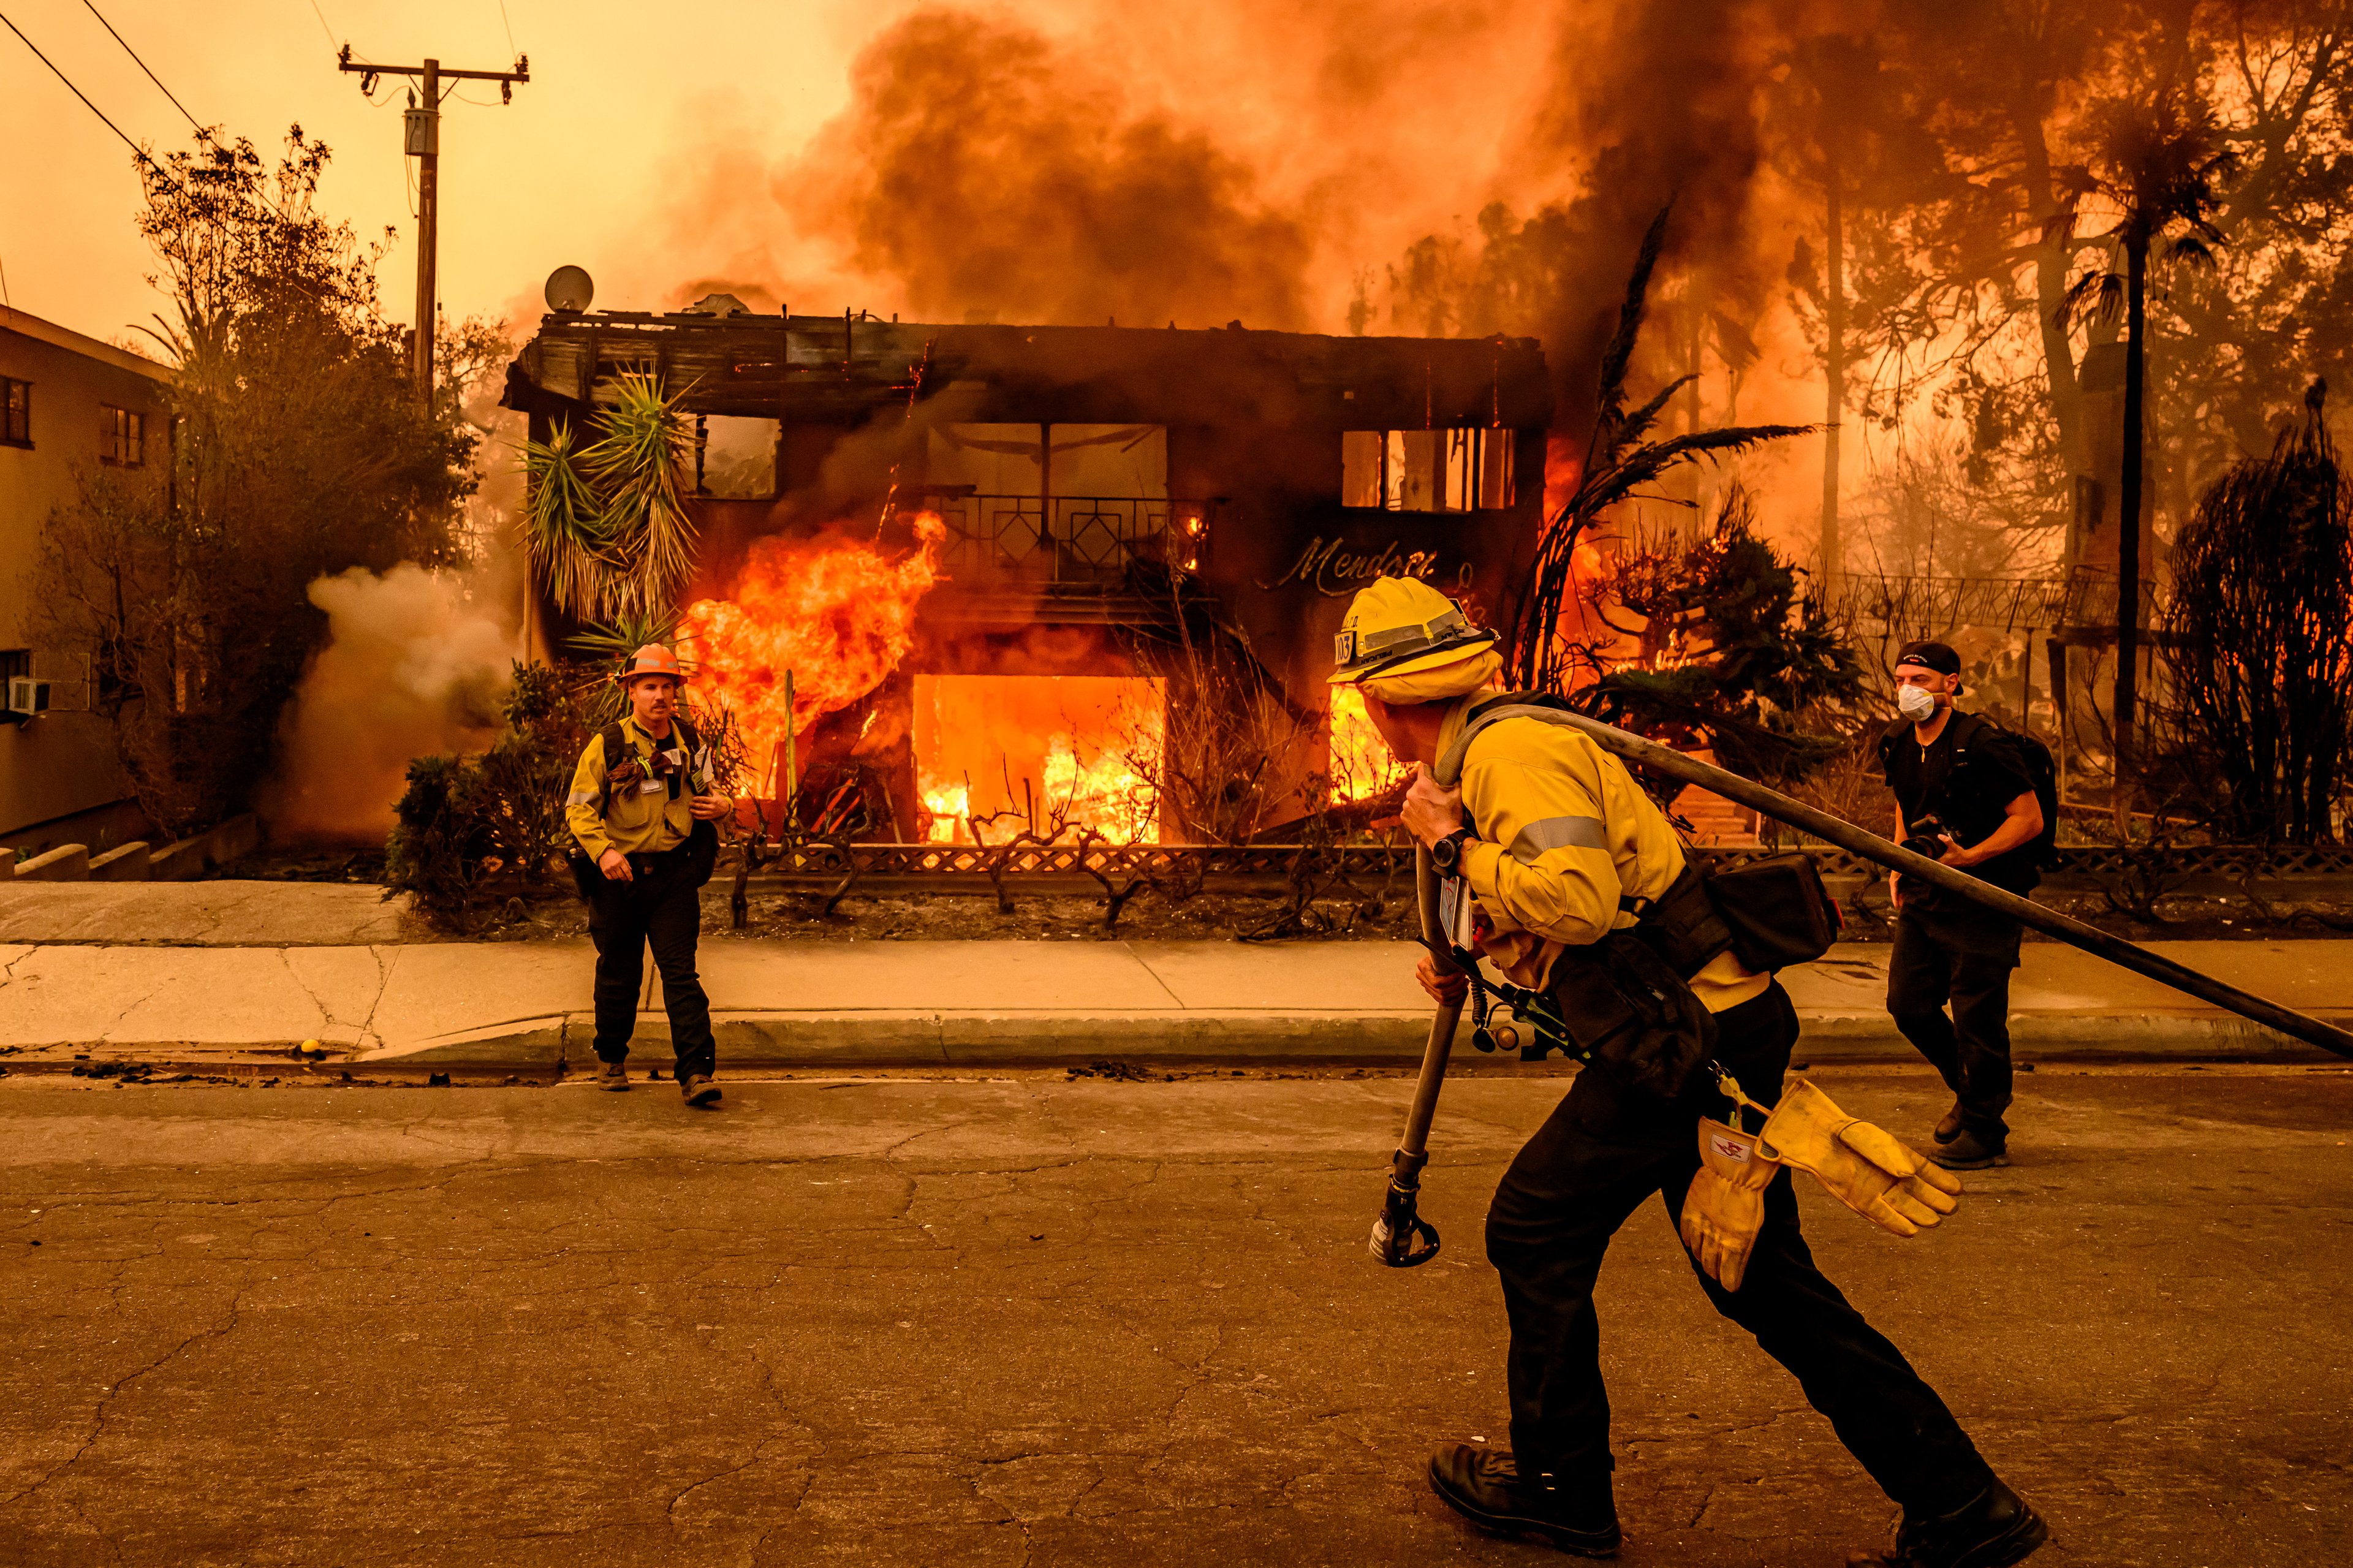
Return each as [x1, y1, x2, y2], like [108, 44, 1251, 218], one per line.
[908, 491, 1214, 584]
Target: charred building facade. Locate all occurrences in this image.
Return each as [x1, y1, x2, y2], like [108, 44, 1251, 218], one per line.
[504, 301, 1551, 841]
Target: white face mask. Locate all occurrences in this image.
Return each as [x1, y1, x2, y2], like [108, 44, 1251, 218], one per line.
[1896, 683, 1939, 722]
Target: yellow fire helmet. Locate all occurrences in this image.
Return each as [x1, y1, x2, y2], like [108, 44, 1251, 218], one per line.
[1328, 575, 1502, 703]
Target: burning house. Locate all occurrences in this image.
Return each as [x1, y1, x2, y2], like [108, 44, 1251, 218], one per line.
[503, 291, 1551, 844]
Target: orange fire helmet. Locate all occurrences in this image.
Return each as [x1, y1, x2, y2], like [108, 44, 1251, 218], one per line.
[616, 643, 687, 686]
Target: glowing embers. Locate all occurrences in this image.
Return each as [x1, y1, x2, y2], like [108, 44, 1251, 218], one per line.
[914, 675, 1164, 844]
[678, 513, 945, 786]
[1328, 686, 1408, 801]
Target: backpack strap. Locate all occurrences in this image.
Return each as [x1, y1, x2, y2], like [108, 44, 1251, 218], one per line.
[594, 721, 633, 817]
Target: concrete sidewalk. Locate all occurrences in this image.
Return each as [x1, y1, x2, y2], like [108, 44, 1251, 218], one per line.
[0, 922, 2343, 1067]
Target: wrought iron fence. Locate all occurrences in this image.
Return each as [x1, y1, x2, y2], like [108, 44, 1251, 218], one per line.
[909, 491, 1214, 583]
[1828, 573, 2165, 634]
[747, 839, 2353, 891]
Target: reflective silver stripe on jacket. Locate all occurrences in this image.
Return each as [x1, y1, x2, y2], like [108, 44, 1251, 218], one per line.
[566, 790, 598, 807]
[1507, 814, 1608, 863]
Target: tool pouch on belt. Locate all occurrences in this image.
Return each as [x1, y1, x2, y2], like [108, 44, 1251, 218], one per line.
[1548, 930, 1719, 1100]
[1704, 852, 1841, 971]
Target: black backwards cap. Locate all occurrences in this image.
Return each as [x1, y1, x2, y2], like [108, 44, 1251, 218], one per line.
[1893, 640, 1961, 677]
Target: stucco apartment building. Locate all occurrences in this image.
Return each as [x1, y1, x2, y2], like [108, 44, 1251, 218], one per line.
[0, 305, 167, 857]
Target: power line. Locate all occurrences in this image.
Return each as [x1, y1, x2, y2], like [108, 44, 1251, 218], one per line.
[81, 1, 200, 131]
[497, 1, 517, 58]
[305, 0, 339, 50]
[0, 9, 170, 179]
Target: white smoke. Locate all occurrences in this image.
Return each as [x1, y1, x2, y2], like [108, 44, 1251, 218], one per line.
[262, 564, 518, 841]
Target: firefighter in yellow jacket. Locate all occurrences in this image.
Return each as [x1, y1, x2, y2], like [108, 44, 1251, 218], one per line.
[1333, 577, 2045, 1567]
[565, 644, 738, 1105]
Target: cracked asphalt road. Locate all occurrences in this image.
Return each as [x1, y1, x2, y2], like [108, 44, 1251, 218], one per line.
[1, 1064, 2346, 1567]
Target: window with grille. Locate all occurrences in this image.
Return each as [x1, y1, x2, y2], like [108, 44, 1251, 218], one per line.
[100, 406, 145, 466]
[1341, 428, 1514, 512]
[1, 379, 28, 447]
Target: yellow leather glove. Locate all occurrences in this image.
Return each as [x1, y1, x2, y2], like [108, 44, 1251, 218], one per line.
[1757, 1078, 1963, 1237]
[1679, 1117, 1779, 1291]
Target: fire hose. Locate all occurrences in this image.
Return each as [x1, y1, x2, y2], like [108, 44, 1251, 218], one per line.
[1371, 706, 2353, 1268]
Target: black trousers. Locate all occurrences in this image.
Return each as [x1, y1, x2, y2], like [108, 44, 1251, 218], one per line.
[583, 850, 716, 1080]
[1887, 905, 2020, 1142]
[1484, 982, 1993, 1515]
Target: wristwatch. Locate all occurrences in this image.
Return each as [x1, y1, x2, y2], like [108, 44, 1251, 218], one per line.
[1429, 827, 1475, 875]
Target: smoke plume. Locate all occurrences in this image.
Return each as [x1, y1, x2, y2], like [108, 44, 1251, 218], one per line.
[262, 565, 518, 841]
[790, 9, 1314, 330]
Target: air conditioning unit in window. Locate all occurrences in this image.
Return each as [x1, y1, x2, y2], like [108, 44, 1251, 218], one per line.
[7, 677, 49, 718]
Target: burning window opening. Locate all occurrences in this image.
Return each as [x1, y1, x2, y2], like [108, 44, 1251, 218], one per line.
[914, 673, 1164, 844]
[695, 414, 779, 499]
[1328, 686, 1408, 803]
[1342, 428, 1515, 512]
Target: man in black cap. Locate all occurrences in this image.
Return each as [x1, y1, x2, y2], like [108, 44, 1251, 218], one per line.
[1877, 640, 2047, 1169]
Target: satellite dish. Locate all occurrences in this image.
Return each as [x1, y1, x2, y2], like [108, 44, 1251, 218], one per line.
[544, 265, 594, 313]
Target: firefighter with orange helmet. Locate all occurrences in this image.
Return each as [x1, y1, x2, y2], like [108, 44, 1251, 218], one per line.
[563, 644, 737, 1105]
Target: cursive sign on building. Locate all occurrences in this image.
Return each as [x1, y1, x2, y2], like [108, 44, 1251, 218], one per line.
[1257, 535, 1474, 598]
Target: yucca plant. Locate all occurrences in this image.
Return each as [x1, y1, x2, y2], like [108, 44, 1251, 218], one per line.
[519, 372, 699, 623]
[585, 373, 697, 617]
[522, 420, 613, 619]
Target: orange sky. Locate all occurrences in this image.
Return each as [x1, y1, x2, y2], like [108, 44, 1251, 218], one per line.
[0, 0, 1574, 352]
[1, 1, 928, 346]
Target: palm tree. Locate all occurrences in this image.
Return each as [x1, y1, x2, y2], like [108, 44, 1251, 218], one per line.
[1510, 205, 1813, 692]
[2058, 86, 2238, 790]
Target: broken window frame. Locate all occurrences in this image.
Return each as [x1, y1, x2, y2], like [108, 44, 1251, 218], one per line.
[1342, 427, 1515, 512]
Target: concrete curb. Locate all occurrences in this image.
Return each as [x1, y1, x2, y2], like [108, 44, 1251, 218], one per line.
[9, 1007, 2331, 1072]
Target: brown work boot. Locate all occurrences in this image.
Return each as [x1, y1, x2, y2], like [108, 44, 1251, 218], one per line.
[679, 1073, 721, 1107]
[1931, 1128, 2008, 1170]
[597, 1059, 631, 1092]
[1933, 1099, 1965, 1145]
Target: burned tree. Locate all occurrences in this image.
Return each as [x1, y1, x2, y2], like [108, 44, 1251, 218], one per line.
[2159, 382, 2353, 844]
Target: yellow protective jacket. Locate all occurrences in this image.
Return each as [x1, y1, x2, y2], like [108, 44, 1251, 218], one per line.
[564, 716, 716, 861]
[1440, 692, 1768, 1014]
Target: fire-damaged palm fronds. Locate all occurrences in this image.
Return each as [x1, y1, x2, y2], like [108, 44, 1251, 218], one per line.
[1509, 206, 1814, 698]
[2158, 381, 2353, 845]
[522, 372, 700, 623]
[1504, 205, 1836, 784]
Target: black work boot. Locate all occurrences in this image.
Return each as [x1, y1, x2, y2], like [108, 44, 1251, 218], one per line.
[679, 1073, 721, 1107]
[597, 1059, 630, 1093]
[1931, 1128, 2008, 1170]
[1427, 1443, 1620, 1556]
[1933, 1099, 1965, 1144]
[1849, 1479, 2048, 1567]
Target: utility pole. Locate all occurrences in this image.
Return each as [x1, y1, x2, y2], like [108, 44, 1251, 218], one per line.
[337, 45, 527, 403]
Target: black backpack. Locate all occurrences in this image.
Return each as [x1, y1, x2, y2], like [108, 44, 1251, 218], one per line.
[1881, 712, 2060, 869]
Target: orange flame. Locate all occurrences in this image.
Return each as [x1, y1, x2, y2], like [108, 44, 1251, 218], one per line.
[1328, 686, 1408, 802]
[678, 512, 946, 779]
[914, 673, 1162, 844]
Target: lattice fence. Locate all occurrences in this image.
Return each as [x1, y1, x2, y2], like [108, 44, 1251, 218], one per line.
[748, 839, 2353, 890]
